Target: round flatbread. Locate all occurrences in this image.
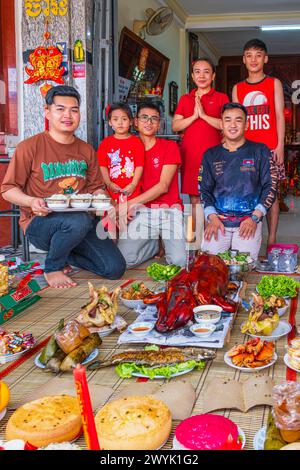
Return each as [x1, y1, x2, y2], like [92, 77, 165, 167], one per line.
[95, 395, 172, 450]
[6, 395, 82, 448]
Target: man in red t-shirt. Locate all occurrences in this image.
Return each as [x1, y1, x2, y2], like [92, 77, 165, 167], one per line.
[118, 103, 186, 267]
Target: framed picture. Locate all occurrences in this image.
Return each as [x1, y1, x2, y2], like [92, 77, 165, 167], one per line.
[188, 33, 199, 92]
[119, 27, 170, 96]
[169, 81, 178, 115]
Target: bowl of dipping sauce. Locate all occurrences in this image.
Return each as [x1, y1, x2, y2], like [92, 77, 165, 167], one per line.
[190, 323, 216, 338]
[128, 322, 155, 337]
[193, 305, 222, 325]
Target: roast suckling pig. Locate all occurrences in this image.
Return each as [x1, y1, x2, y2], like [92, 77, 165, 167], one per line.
[144, 253, 237, 333]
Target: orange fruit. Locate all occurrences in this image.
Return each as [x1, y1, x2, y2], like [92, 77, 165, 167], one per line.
[0, 381, 10, 411]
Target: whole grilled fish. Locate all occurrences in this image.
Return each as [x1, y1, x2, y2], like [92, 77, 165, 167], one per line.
[87, 347, 216, 370]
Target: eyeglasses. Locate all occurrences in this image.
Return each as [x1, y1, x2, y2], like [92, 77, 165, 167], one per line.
[137, 114, 160, 124]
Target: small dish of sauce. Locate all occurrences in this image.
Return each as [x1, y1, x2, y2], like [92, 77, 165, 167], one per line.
[190, 323, 216, 338]
[128, 322, 155, 336]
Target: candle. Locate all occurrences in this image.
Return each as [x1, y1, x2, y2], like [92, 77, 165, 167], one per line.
[73, 365, 100, 450]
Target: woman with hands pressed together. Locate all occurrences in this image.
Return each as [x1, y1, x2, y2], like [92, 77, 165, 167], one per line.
[173, 58, 229, 224]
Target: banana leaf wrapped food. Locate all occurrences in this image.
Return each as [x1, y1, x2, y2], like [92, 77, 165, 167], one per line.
[39, 319, 64, 365]
[60, 333, 101, 371]
[45, 349, 66, 374]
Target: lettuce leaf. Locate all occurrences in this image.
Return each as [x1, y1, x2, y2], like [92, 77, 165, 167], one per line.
[257, 275, 300, 298]
[115, 360, 205, 380]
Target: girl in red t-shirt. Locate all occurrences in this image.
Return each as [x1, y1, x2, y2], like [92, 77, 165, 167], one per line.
[173, 58, 229, 224]
[97, 103, 145, 202]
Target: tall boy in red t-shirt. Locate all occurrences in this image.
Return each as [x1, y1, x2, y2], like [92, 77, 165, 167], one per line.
[233, 39, 285, 246]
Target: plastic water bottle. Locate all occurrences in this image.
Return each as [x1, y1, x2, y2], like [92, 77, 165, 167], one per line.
[269, 248, 281, 272]
[278, 249, 295, 273]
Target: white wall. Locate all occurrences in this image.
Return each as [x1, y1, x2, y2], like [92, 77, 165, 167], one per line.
[118, 0, 187, 120]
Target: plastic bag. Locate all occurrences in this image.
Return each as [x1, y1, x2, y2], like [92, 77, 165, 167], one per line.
[54, 320, 89, 354]
[273, 381, 300, 430]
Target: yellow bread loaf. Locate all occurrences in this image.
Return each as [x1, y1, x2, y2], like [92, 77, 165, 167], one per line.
[6, 395, 82, 448]
[95, 395, 172, 450]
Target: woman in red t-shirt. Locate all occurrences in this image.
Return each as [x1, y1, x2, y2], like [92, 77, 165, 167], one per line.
[97, 103, 145, 202]
[173, 58, 229, 222]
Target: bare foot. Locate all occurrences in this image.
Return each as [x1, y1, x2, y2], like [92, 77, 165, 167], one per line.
[44, 271, 77, 289]
[63, 265, 73, 274]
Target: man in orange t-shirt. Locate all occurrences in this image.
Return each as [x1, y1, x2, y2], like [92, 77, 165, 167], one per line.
[1, 86, 126, 288]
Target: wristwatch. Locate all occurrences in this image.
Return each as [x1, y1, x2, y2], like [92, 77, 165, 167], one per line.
[251, 214, 261, 224]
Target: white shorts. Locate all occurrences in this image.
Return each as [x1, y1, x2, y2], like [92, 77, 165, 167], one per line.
[201, 223, 262, 260]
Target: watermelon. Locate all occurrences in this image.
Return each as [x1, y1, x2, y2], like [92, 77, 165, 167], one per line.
[175, 414, 241, 451]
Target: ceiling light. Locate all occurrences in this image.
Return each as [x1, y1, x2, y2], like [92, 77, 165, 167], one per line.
[261, 25, 300, 31]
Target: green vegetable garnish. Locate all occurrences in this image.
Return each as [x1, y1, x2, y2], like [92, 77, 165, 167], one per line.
[115, 360, 205, 380]
[131, 282, 141, 292]
[144, 344, 160, 351]
[147, 263, 181, 281]
[257, 275, 300, 298]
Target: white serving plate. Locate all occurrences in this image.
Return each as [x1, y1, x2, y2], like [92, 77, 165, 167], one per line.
[224, 352, 278, 372]
[91, 202, 111, 210]
[283, 353, 300, 373]
[0, 343, 36, 365]
[97, 326, 116, 338]
[49, 207, 111, 213]
[132, 367, 194, 380]
[253, 426, 266, 450]
[34, 348, 98, 369]
[173, 426, 246, 450]
[0, 408, 7, 422]
[244, 321, 292, 341]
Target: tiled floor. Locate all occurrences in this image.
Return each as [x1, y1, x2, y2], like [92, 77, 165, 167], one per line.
[261, 195, 300, 255]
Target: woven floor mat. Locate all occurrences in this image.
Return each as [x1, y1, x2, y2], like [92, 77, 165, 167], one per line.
[0, 267, 299, 450]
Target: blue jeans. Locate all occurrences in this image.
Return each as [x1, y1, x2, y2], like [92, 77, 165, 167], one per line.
[26, 212, 126, 280]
